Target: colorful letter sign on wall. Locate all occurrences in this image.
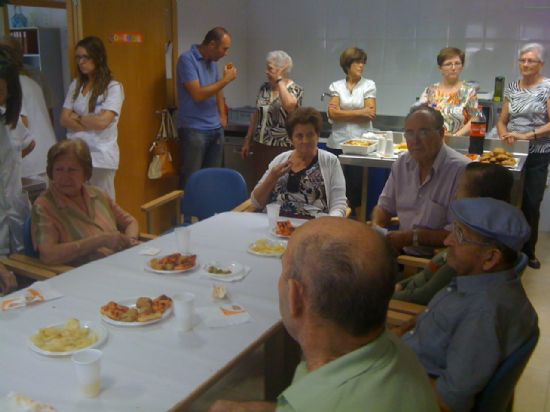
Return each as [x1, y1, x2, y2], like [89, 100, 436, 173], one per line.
[109, 32, 144, 44]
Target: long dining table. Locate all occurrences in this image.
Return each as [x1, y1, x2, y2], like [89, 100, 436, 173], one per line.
[0, 211, 295, 411]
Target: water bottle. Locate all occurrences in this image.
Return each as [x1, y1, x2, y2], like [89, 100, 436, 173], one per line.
[469, 106, 486, 155]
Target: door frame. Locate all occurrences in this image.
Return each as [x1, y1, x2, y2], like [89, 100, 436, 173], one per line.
[66, 0, 178, 99]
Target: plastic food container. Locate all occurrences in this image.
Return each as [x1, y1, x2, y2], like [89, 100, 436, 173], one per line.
[340, 139, 378, 155]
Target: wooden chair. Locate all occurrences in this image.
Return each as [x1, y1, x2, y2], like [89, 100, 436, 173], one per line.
[5, 217, 73, 281]
[6, 212, 154, 281]
[142, 168, 249, 236]
[388, 298, 426, 317]
[140, 189, 185, 236]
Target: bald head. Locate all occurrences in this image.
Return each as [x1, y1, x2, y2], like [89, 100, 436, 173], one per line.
[286, 217, 396, 336]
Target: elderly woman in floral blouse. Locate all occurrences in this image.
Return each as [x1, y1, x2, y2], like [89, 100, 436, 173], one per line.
[251, 107, 347, 218]
[241, 50, 303, 184]
[418, 47, 478, 137]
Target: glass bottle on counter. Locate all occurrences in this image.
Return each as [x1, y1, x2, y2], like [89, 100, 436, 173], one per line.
[469, 106, 487, 155]
[493, 76, 505, 102]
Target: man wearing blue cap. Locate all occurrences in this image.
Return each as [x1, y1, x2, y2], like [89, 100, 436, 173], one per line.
[399, 197, 538, 412]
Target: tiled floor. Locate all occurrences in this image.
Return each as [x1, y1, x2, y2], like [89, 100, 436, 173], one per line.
[513, 231, 550, 412]
[185, 232, 550, 411]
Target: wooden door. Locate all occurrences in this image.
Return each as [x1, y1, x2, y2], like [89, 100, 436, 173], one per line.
[67, 0, 179, 233]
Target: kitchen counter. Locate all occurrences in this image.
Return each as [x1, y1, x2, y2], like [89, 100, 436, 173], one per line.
[339, 136, 529, 221]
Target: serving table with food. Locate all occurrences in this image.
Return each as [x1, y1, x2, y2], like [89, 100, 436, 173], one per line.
[338, 133, 529, 221]
[0, 212, 304, 411]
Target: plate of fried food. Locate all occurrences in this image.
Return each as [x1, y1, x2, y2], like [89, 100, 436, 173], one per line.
[100, 295, 173, 326]
[479, 148, 518, 168]
[248, 239, 287, 257]
[394, 142, 408, 154]
[340, 139, 378, 155]
[464, 153, 480, 161]
[146, 253, 198, 274]
[29, 318, 108, 357]
[271, 220, 297, 238]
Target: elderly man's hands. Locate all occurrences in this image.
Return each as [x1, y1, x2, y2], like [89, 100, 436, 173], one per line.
[0, 265, 17, 294]
[386, 230, 413, 253]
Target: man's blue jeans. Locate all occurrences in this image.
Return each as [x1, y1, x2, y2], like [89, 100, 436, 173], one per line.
[179, 127, 224, 189]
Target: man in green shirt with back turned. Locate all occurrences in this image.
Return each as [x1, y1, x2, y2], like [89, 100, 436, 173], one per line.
[209, 217, 438, 412]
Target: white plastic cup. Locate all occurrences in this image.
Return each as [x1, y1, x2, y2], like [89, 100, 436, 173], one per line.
[173, 292, 195, 332]
[376, 135, 386, 154]
[72, 349, 102, 398]
[266, 203, 281, 229]
[384, 131, 395, 157]
[174, 227, 191, 254]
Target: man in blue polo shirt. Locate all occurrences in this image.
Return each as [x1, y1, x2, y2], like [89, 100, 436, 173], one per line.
[177, 26, 237, 188]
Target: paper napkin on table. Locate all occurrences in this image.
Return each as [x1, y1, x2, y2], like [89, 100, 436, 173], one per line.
[138, 247, 161, 256]
[1, 282, 63, 311]
[197, 304, 251, 328]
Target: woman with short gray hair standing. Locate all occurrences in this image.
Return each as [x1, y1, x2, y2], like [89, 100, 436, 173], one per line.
[241, 50, 303, 184]
[496, 42, 550, 269]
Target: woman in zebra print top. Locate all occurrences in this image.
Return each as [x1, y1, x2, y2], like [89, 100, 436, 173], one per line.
[496, 43, 550, 269]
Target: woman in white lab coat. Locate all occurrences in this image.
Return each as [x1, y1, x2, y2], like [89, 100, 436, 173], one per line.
[0, 49, 30, 258]
[60, 36, 124, 200]
[0, 36, 57, 184]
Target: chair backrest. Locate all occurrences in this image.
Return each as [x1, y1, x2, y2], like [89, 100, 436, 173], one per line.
[472, 327, 539, 412]
[23, 216, 39, 257]
[181, 168, 249, 223]
[514, 252, 529, 277]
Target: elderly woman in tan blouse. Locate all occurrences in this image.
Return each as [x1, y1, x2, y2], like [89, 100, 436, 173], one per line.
[32, 139, 138, 266]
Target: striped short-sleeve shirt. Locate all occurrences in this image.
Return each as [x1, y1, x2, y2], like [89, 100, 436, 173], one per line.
[504, 78, 550, 154]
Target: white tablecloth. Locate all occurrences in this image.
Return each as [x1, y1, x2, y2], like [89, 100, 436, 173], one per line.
[0, 212, 287, 411]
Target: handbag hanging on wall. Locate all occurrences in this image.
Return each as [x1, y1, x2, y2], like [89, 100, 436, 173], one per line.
[148, 109, 178, 179]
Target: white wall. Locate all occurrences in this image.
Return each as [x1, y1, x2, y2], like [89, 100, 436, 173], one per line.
[177, 0, 550, 231]
[178, 0, 550, 115]
[177, 0, 250, 107]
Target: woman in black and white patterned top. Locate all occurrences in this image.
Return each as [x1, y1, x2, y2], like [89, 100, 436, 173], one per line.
[496, 43, 550, 269]
[241, 51, 303, 184]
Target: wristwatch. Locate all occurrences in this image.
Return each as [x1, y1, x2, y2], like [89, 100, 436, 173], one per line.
[412, 229, 420, 247]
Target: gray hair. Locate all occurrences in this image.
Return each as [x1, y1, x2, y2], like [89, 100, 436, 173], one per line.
[266, 50, 293, 74]
[287, 229, 396, 337]
[519, 43, 545, 62]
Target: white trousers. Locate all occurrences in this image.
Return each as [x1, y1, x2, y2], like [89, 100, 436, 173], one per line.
[89, 168, 116, 200]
